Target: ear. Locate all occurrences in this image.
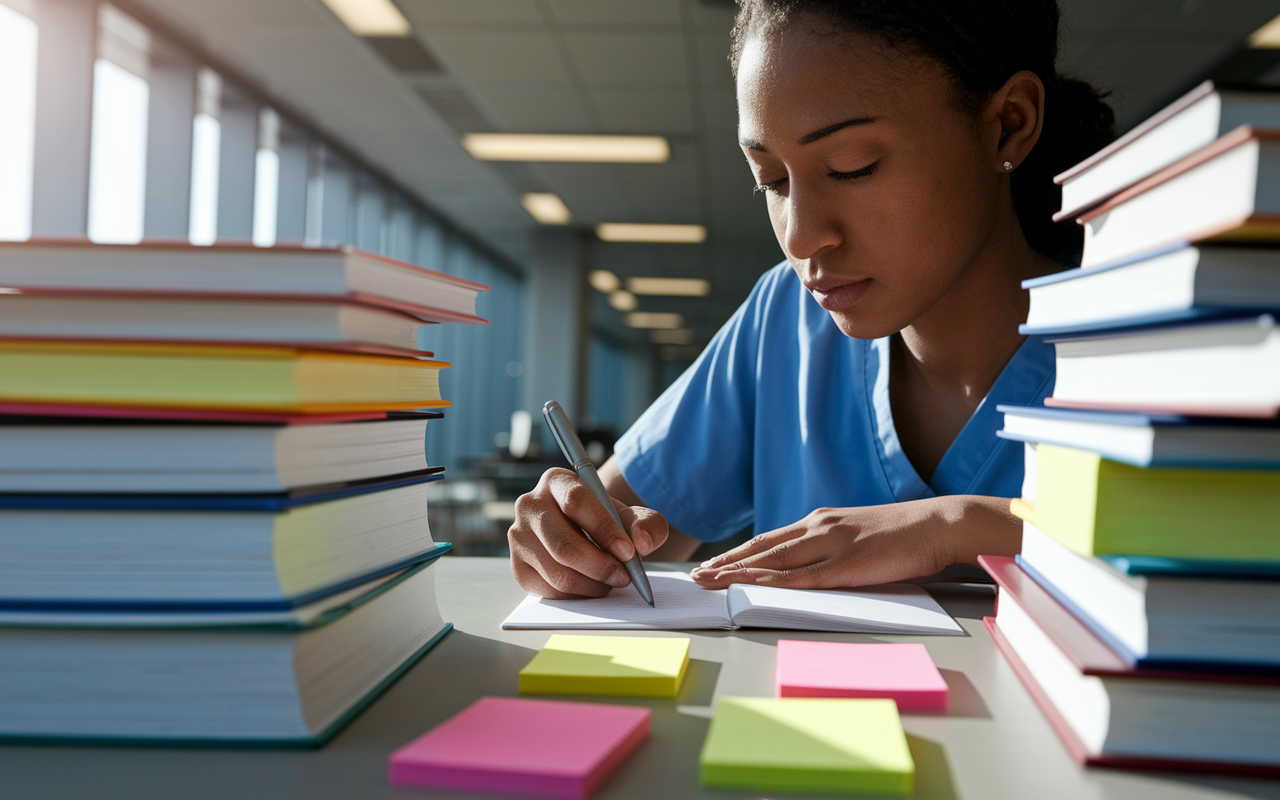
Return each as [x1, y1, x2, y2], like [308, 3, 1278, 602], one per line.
[984, 69, 1045, 173]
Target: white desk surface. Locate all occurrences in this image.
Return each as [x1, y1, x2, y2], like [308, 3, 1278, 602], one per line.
[3, 557, 1278, 800]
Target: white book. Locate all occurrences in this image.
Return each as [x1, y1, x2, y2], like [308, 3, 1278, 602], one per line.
[0, 417, 432, 493]
[501, 571, 963, 635]
[0, 293, 430, 353]
[1056, 81, 1280, 219]
[0, 241, 487, 324]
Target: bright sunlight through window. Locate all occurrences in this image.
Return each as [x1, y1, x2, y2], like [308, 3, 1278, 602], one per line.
[87, 59, 149, 243]
[0, 4, 38, 242]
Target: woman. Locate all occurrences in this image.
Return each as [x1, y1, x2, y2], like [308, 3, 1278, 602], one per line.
[508, 0, 1114, 599]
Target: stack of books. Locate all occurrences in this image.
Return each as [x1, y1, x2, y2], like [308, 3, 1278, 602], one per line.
[0, 241, 489, 745]
[981, 81, 1280, 775]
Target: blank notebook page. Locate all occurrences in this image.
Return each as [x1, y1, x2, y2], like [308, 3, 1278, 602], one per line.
[727, 584, 963, 635]
[502, 572, 732, 630]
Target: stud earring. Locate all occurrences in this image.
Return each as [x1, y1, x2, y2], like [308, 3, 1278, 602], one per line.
[1003, 161, 1014, 171]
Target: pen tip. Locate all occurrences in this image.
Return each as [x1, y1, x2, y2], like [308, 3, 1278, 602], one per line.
[647, 600, 655, 607]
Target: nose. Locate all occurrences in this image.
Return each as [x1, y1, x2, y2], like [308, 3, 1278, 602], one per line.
[780, 178, 842, 262]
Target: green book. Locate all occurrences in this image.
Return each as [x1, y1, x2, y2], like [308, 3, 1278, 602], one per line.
[698, 697, 914, 795]
[1032, 443, 1280, 560]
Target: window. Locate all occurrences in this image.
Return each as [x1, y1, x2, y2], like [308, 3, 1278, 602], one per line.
[87, 5, 150, 244]
[0, 2, 38, 241]
[188, 67, 221, 245]
[252, 107, 280, 247]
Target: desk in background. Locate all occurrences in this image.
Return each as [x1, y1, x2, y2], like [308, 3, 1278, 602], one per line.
[4, 558, 1278, 800]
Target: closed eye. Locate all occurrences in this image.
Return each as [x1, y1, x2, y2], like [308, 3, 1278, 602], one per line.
[753, 177, 787, 195]
[829, 160, 879, 180]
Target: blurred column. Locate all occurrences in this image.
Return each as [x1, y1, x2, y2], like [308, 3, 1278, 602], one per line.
[30, 0, 95, 237]
[273, 118, 309, 244]
[523, 228, 587, 429]
[142, 37, 194, 240]
[215, 82, 256, 241]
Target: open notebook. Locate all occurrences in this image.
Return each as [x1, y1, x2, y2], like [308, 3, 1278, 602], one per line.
[501, 572, 963, 635]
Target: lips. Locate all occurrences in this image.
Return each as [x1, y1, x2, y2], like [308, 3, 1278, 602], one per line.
[805, 277, 872, 311]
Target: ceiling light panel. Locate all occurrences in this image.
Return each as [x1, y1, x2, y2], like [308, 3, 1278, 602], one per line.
[650, 329, 693, 345]
[462, 134, 669, 163]
[521, 192, 571, 225]
[1250, 14, 1280, 47]
[320, 0, 410, 37]
[627, 277, 710, 296]
[608, 290, 637, 311]
[597, 223, 707, 244]
[625, 312, 684, 329]
[589, 270, 620, 293]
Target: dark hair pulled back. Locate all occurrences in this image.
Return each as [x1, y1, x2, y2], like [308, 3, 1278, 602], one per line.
[731, 0, 1115, 266]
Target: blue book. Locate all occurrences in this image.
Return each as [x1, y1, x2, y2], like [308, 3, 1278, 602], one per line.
[0, 558, 454, 745]
[0, 466, 444, 510]
[1019, 243, 1280, 336]
[0, 475, 449, 607]
[997, 403, 1280, 468]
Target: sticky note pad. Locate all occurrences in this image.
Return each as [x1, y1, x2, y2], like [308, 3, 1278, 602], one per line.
[699, 696, 914, 796]
[775, 640, 948, 712]
[519, 634, 691, 698]
[388, 696, 649, 799]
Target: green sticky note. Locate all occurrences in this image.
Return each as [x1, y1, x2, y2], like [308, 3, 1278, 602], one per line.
[699, 697, 915, 795]
[518, 635, 691, 698]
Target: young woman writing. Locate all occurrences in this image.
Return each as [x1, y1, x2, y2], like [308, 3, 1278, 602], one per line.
[508, 0, 1114, 599]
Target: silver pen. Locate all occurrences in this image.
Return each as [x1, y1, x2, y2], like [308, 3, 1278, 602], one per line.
[542, 401, 655, 607]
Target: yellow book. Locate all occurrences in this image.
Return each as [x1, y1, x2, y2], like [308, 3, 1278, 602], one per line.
[0, 340, 449, 413]
[518, 634, 690, 698]
[1032, 443, 1280, 560]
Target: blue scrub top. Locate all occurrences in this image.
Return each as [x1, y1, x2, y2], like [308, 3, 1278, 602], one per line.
[614, 262, 1056, 543]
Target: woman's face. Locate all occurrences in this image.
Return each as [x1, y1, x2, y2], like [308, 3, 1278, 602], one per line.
[737, 18, 1005, 339]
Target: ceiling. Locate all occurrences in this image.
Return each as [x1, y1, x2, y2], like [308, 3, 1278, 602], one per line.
[123, 0, 1280, 347]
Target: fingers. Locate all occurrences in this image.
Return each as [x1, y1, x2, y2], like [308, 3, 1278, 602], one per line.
[692, 562, 830, 590]
[615, 499, 669, 556]
[696, 525, 807, 570]
[546, 470, 635, 562]
[508, 469, 636, 598]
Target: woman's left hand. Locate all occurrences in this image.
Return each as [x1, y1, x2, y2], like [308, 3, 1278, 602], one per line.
[689, 495, 1019, 590]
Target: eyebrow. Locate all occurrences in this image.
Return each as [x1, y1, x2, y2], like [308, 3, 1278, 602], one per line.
[740, 116, 880, 152]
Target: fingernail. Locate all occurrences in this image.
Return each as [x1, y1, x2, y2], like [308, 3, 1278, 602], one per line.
[611, 540, 635, 561]
[607, 570, 631, 588]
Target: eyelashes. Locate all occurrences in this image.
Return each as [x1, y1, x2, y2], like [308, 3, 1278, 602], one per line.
[752, 160, 880, 196]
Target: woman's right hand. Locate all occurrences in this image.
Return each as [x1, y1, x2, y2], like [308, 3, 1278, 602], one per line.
[508, 467, 670, 599]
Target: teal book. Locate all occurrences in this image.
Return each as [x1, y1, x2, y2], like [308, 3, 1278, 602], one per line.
[0, 558, 451, 746]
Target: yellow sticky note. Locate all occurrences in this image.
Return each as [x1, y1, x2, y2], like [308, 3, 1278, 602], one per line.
[519, 635, 691, 698]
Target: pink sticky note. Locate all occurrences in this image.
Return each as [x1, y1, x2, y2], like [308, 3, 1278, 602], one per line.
[388, 696, 650, 799]
[775, 640, 948, 712]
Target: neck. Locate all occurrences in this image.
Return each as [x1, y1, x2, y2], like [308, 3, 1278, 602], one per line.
[896, 209, 1056, 399]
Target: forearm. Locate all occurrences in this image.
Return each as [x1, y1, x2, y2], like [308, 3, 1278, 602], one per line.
[926, 494, 1022, 566]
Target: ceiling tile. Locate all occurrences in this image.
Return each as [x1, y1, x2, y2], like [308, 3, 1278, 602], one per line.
[591, 87, 694, 133]
[697, 31, 735, 88]
[423, 30, 572, 84]
[564, 32, 688, 86]
[477, 84, 595, 131]
[398, 0, 543, 26]
[547, 0, 681, 27]
[1131, 0, 1278, 35]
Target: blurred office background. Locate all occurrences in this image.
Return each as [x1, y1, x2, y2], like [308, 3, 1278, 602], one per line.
[3, 0, 1280, 553]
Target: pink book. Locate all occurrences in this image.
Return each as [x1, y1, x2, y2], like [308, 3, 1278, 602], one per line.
[775, 640, 948, 713]
[388, 697, 650, 799]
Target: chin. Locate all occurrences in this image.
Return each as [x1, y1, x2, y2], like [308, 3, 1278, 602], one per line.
[826, 307, 903, 341]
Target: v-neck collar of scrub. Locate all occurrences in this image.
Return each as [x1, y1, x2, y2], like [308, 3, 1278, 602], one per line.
[862, 334, 1055, 501]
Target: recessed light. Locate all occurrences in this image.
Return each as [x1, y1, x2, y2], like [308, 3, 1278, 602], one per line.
[625, 312, 684, 329]
[1250, 13, 1280, 47]
[608, 290, 638, 311]
[597, 223, 707, 244]
[319, 0, 410, 36]
[627, 277, 710, 296]
[521, 192, 571, 225]
[589, 270, 620, 293]
[462, 134, 669, 163]
[650, 328, 693, 345]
